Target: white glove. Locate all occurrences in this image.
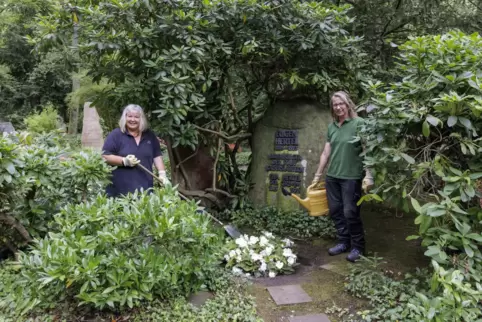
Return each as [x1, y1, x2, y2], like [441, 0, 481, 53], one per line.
[312, 173, 321, 185]
[159, 170, 170, 185]
[122, 154, 140, 167]
[362, 169, 374, 193]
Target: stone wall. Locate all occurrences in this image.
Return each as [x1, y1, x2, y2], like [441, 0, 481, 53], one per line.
[248, 98, 332, 211]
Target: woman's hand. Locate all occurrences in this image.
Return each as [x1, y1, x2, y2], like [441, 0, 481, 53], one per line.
[159, 170, 170, 185]
[122, 154, 140, 167]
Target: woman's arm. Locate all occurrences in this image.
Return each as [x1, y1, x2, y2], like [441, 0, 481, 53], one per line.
[103, 154, 125, 166]
[153, 156, 165, 172]
[316, 142, 331, 174]
[313, 142, 331, 183]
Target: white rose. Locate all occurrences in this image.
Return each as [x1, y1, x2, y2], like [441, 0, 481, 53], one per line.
[275, 261, 284, 269]
[229, 250, 236, 257]
[236, 255, 242, 261]
[235, 249, 241, 255]
[259, 262, 267, 272]
[282, 238, 294, 247]
[251, 253, 262, 261]
[259, 236, 269, 246]
[268, 271, 276, 278]
[235, 237, 248, 248]
[224, 254, 230, 261]
[249, 236, 259, 245]
[245, 273, 251, 277]
[283, 248, 293, 257]
[287, 257, 296, 265]
[265, 246, 274, 256]
[263, 232, 274, 238]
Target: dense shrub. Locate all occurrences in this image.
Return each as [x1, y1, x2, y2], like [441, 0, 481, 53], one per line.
[0, 132, 111, 250]
[0, 188, 225, 316]
[24, 104, 62, 133]
[223, 206, 336, 239]
[360, 30, 482, 321]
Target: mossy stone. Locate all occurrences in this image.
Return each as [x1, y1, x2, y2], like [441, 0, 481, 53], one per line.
[249, 98, 332, 211]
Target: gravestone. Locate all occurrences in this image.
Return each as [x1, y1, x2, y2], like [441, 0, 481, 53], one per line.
[249, 98, 332, 211]
[0, 122, 15, 134]
[81, 102, 104, 151]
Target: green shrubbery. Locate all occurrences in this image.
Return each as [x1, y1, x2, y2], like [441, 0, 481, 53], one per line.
[223, 206, 336, 239]
[360, 30, 482, 321]
[0, 188, 225, 315]
[24, 104, 63, 134]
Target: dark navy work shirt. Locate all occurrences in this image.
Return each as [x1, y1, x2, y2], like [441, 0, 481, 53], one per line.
[102, 128, 162, 197]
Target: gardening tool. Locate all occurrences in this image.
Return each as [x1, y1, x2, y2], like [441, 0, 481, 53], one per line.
[136, 163, 242, 239]
[281, 182, 329, 217]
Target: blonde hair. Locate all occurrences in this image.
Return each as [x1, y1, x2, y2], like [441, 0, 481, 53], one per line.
[330, 91, 358, 120]
[119, 104, 149, 133]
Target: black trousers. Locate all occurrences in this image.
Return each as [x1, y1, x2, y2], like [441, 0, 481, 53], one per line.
[326, 176, 365, 251]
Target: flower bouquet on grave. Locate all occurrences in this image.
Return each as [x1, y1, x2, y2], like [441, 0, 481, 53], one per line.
[223, 232, 298, 278]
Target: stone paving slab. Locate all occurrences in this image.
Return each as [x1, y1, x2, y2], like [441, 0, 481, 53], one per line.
[288, 314, 331, 322]
[267, 284, 312, 305]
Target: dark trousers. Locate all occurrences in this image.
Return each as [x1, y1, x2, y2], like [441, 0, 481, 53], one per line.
[326, 176, 365, 251]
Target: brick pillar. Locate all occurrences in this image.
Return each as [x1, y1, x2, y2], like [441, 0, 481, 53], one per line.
[81, 102, 104, 151]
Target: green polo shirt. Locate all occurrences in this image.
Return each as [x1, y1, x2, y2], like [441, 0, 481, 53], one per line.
[326, 117, 364, 180]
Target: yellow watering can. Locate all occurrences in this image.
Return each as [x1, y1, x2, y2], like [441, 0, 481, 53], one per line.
[281, 182, 329, 216]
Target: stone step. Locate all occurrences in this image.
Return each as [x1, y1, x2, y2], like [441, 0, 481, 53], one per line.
[267, 284, 312, 305]
[289, 313, 331, 322]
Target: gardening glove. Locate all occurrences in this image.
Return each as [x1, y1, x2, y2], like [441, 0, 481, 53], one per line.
[362, 169, 374, 193]
[122, 154, 140, 167]
[159, 170, 170, 186]
[312, 173, 322, 186]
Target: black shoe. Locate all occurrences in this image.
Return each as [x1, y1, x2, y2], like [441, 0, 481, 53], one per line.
[328, 243, 350, 256]
[346, 249, 363, 262]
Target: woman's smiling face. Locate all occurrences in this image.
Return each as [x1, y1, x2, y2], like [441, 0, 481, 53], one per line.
[332, 96, 348, 119]
[126, 111, 141, 132]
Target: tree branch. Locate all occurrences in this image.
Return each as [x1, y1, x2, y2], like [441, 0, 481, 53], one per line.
[194, 125, 251, 142]
[0, 214, 32, 243]
[212, 137, 222, 192]
[178, 188, 223, 208]
[176, 147, 199, 170]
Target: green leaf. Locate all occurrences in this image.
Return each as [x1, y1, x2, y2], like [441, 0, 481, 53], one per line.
[411, 197, 423, 214]
[406, 235, 420, 241]
[459, 117, 472, 129]
[426, 115, 441, 126]
[401, 153, 415, 164]
[447, 116, 458, 127]
[422, 121, 430, 137]
[420, 215, 432, 234]
[464, 244, 474, 257]
[466, 233, 482, 242]
[5, 162, 15, 174]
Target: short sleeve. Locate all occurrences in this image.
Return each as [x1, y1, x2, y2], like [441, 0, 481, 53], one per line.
[151, 132, 163, 158]
[327, 124, 333, 143]
[102, 130, 119, 155]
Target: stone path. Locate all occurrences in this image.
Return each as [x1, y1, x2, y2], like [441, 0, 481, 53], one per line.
[267, 283, 331, 322]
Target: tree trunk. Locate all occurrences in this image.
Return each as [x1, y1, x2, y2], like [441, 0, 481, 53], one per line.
[166, 140, 228, 208]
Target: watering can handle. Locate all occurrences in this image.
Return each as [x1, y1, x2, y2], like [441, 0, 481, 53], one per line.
[308, 181, 325, 193]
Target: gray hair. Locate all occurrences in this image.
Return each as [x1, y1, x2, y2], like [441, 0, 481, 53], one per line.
[330, 91, 358, 121]
[119, 104, 149, 133]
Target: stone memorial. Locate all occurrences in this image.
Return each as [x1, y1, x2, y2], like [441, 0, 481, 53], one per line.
[81, 102, 104, 151]
[249, 98, 332, 211]
[0, 122, 15, 134]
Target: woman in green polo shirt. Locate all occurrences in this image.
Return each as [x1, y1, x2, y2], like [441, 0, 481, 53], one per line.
[312, 91, 373, 262]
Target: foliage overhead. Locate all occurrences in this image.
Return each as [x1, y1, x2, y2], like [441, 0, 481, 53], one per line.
[35, 0, 369, 148]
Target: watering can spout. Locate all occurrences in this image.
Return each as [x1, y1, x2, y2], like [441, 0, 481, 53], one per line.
[281, 184, 329, 217]
[281, 187, 311, 211]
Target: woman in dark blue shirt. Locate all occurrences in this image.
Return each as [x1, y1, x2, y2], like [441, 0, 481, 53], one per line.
[102, 104, 169, 197]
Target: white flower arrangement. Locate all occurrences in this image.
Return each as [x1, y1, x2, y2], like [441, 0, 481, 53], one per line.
[224, 231, 298, 278]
